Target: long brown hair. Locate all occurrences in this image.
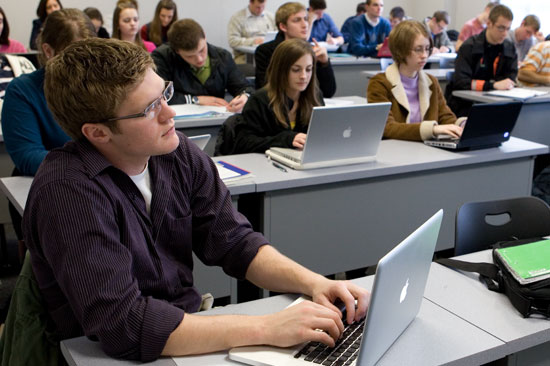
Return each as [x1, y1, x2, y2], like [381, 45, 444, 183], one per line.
[112, 1, 147, 51]
[36, 0, 63, 22]
[266, 38, 320, 128]
[149, 0, 177, 46]
[0, 7, 10, 46]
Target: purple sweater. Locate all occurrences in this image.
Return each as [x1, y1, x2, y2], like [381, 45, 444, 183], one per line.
[24, 132, 267, 361]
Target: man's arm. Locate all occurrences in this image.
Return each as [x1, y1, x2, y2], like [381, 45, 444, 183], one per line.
[246, 246, 369, 323]
[519, 67, 550, 85]
[162, 245, 369, 357]
[254, 43, 271, 89]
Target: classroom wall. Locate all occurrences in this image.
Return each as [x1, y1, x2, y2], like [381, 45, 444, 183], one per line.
[4, 0, 482, 53]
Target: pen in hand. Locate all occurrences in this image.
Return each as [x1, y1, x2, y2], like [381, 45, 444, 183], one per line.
[271, 161, 288, 173]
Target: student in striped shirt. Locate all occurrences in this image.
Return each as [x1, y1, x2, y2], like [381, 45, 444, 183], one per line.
[518, 41, 550, 87]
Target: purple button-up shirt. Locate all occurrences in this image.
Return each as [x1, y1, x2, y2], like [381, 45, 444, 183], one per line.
[23, 132, 267, 362]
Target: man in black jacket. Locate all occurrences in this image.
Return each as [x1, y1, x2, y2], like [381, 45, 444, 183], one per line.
[254, 2, 336, 98]
[446, 5, 517, 117]
[152, 19, 253, 112]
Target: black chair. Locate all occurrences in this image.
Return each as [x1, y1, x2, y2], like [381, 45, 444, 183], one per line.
[214, 114, 244, 156]
[455, 196, 550, 256]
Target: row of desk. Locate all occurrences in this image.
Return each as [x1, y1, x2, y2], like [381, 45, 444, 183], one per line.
[59, 249, 550, 365]
[2, 137, 547, 303]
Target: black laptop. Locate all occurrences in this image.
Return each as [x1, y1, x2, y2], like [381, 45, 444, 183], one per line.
[424, 101, 522, 151]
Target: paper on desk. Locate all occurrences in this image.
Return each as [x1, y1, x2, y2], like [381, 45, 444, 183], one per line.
[323, 98, 355, 106]
[485, 88, 549, 101]
[313, 41, 339, 52]
[173, 351, 239, 366]
[171, 104, 231, 119]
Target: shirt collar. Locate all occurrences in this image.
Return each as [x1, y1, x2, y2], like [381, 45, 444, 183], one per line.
[246, 6, 264, 18]
[365, 14, 380, 27]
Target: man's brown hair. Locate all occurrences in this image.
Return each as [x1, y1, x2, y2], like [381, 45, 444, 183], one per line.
[275, 2, 306, 30]
[488, 4, 513, 24]
[389, 20, 433, 65]
[168, 19, 205, 51]
[37, 8, 95, 66]
[45, 38, 154, 140]
[522, 15, 541, 32]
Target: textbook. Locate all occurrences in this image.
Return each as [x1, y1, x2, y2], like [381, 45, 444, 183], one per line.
[215, 160, 253, 183]
[495, 239, 550, 285]
[485, 88, 549, 101]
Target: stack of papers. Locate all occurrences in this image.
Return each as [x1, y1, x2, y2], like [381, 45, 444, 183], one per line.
[495, 239, 550, 285]
[485, 88, 549, 101]
[215, 161, 253, 184]
[171, 104, 232, 119]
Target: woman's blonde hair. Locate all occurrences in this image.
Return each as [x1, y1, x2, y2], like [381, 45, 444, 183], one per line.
[266, 38, 320, 128]
[112, 1, 147, 51]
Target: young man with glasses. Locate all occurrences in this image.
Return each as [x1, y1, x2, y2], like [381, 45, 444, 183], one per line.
[24, 38, 369, 362]
[423, 10, 454, 53]
[446, 4, 517, 117]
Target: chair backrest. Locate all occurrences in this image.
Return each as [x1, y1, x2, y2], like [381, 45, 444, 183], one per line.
[214, 114, 244, 156]
[455, 196, 550, 256]
[380, 58, 393, 71]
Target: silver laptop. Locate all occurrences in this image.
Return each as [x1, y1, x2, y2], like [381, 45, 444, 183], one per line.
[229, 209, 443, 366]
[188, 134, 211, 150]
[265, 103, 390, 170]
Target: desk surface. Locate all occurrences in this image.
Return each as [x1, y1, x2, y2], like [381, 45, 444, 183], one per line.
[61, 275, 506, 366]
[363, 68, 453, 80]
[452, 87, 550, 104]
[213, 138, 548, 193]
[425, 250, 550, 355]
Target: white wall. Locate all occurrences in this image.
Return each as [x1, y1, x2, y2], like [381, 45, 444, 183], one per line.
[4, 0, 482, 53]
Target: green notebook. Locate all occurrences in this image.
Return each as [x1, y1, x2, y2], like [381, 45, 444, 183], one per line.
[495, 239, 550, 285]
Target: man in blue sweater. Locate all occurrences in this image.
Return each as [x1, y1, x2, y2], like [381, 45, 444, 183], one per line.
[348, 0, 391, 57]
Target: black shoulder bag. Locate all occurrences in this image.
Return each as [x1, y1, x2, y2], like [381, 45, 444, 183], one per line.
[436, 238, 550, 318]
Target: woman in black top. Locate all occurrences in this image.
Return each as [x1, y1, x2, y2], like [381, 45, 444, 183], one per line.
[234, 38, 324, 154]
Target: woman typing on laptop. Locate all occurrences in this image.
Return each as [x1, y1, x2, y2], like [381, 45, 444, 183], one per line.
[234, 38, 323, 153]
[367, 21, 464, 141]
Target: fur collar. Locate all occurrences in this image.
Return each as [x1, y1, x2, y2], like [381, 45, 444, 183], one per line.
[384, 63, 433, 123]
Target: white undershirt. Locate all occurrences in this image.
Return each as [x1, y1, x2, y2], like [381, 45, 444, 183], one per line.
[129, 163, 152, 214]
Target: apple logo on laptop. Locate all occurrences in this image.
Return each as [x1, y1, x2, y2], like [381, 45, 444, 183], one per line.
[400, 278, 409, 303]
[343, 127, 352, 138]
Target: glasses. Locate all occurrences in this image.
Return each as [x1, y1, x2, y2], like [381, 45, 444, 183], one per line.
[411, 46, 433, 55]
[494, 25, 511, 32]
[101, 81, 173, 123]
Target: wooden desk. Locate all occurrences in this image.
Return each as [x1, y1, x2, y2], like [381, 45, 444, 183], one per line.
[61, 275, 505, 366]
[452, 88, 550, 147]
[216, 138, 547, 276]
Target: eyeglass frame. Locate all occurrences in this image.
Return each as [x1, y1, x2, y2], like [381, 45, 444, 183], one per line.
[96, 80, 174, 123]
[411, 46, 433, 56]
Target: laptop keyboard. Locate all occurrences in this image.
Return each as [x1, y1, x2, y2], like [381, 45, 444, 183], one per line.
[294, 317, 365, 366]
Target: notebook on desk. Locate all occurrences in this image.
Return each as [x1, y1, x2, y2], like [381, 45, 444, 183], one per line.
[424, 101, 522, 151]
[229, 210, 443, 366]
[265, 103, 390, 170]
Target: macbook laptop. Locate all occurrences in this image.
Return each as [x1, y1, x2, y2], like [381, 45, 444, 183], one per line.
[229, 209, 443, 366]
[263, 31, 278, 43]
[424, 101, 522, 151]
[188, 134, 211, 150]
[265, 103, 391, 170]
